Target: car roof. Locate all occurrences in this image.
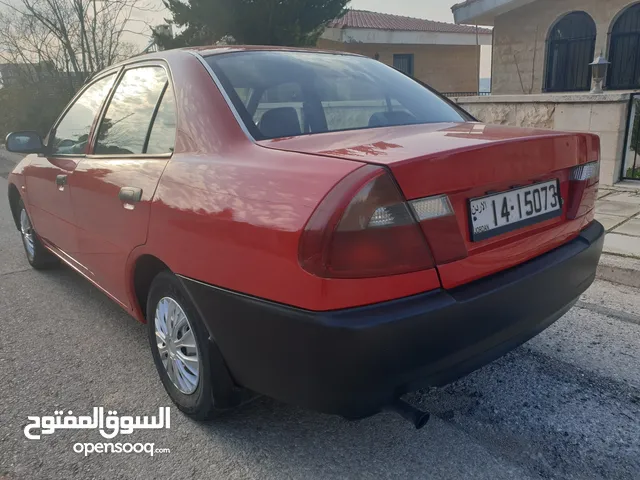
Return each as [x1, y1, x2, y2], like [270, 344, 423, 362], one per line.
[119, 45, 363, 67]
[181, 45, 364, 57]
[83, 46, 365, 89]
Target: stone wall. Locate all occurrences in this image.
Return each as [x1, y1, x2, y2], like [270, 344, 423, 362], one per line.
[453, 92, 631, 185]
[316, 39, 480, 93]
[492, 0, 637, 94]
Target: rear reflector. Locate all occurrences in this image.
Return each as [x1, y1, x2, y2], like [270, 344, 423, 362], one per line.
[409, 195, 454, 221]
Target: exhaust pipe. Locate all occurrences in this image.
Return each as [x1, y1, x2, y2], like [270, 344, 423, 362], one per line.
[385, 398, 430, 429]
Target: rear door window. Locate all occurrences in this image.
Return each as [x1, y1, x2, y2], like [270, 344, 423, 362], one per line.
[146, 84, 177, 154]
[94, 66, 169, 155]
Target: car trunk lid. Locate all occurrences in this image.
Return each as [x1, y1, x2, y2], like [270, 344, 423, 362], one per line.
[259, 123, 600, 288]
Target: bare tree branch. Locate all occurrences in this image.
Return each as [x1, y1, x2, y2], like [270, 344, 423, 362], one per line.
[0, 0, 160, 90]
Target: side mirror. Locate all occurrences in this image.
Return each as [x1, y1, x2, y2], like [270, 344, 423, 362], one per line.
[5, 131, 44, 154]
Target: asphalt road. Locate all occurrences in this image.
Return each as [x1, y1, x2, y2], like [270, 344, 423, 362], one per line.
[1, 152, 639, 479]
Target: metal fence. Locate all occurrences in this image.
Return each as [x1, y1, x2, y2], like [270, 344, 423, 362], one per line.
[622, 94, 640, 180]
[441, 92, 491, 98]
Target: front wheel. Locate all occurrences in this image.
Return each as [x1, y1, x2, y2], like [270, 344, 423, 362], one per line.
[18, 199, 58, 269]
[147, 271, 235, 420]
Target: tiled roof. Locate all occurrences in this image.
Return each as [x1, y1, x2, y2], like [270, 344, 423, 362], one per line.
[328, 9, 492, 34]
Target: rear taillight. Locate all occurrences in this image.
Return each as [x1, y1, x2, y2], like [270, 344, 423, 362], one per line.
[567, 161, 599, 219]
[299, 165, 434, 278]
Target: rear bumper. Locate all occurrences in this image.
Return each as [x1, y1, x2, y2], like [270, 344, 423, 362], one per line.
[180, 221, 604, 418]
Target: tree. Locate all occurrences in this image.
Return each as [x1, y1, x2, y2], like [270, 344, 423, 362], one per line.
[0, 0, 156, 90]
[153, 0, 350, 49]
[0, 84, 69, 138]
[0, 0, 156, 138]
[503, 24, 539, 95]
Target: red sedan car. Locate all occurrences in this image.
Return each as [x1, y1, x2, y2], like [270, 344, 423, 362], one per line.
[6, 47, 603, 427]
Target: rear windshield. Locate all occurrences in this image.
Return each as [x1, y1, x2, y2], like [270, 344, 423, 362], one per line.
[205, 51, 466, 140]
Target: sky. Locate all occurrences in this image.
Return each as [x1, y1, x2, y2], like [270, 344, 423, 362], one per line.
[135, 0, 492, 78]
[350, 0, 458, 23]
[139, 0, 460, 26]
[139, 0, 462, 35]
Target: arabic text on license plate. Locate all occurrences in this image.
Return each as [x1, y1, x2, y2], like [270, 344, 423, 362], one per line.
[469, 180, 561, 241]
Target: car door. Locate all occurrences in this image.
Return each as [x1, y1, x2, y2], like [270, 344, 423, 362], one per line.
[69, 64, 177, 306]
[24, 73, 117, 257]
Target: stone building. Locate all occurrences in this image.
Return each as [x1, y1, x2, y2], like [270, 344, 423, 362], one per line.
[451, 0, 640, 185]
[317, 10, 491, 94]
[452, 0, 640, 95]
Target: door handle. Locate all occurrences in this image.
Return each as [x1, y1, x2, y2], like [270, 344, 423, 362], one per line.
[56, 175, 67, 191]
[118, 187, 143, 204]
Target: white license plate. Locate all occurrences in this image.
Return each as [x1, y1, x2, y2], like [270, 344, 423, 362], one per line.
[469, 180, 562, 241]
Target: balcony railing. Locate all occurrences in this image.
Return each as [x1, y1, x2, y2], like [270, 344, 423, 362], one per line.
[441, 91, 491, 98]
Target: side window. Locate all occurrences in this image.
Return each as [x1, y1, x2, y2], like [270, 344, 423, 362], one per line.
[51, 74, 116, 155]
[94, 66, 168, 155]
[393, 54, 414, 77]
[146, 84, 177, 154]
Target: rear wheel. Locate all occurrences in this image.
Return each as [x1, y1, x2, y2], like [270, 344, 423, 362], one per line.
[18, 199, 58, 269]
[147, 271, 236, 420]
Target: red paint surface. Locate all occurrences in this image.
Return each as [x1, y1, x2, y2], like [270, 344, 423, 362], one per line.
[8, 48, 600, 320]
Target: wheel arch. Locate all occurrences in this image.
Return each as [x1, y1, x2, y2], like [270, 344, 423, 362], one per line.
[7, 183, 22, 230]
[131, 254, 171, 322]
[131, 254, 243, 409]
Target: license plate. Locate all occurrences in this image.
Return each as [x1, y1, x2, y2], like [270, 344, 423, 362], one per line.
[469, 180, 562, 241]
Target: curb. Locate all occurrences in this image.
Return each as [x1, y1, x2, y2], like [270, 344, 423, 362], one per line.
[596, 253, 640, 289]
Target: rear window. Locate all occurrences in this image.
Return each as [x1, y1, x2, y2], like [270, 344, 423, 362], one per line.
[205, 51, 466, 140]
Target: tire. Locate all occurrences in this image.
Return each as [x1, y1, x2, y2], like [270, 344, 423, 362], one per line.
[147, 271, 236, 420]
[17, 199, 58, 269]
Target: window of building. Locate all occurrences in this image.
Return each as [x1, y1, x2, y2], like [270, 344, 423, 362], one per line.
[544, 12, 596, 92]
[50, 74, 116, 155]
[608, 4, 640, 90]
[94, 66, 169, 155]
[393, 54, 414, 77]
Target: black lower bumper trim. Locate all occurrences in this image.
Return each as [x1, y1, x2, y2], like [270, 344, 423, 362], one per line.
[179, 221, 604, 418]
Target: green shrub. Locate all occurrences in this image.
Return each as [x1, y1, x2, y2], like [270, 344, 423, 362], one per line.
[0, 83, 72, 139]
[625, 167, 640, 179]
